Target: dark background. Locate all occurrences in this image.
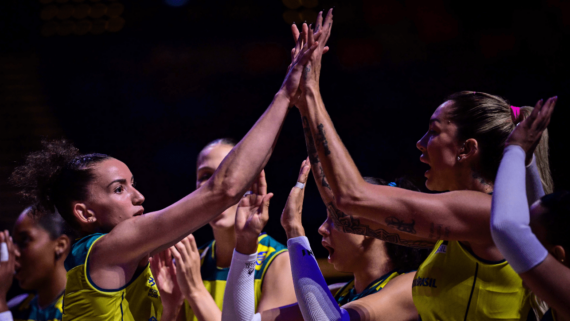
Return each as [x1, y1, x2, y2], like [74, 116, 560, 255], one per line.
[1, 0, 569, 263]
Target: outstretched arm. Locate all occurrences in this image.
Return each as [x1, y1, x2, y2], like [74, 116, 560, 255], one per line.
[297, 15, 499, 248]
[89, 29, 320, 289]
[490, 97, 570, 317]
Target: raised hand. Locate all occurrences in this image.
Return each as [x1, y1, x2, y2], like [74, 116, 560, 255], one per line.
[281, 159, 311, 239]
[506, 96, 557, 163]
[298, 9, 334, 92]
[234, 170, 273, 255]
[170, 235, 204, 302]
[0, 230, 16, 312]
[149, 248, 183, 319]
[280, 23, 320, 100]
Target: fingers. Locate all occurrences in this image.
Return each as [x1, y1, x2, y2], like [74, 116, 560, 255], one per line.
[291, 23, 300, 44]
[302, 23, 309, 44]
[297, 158, 311, 185]
[315, 11, 323, 32]
[257, 170, 267, 196]
[538, 96, 557, 129]
[260, 193, 274, 224]
[323, 46, 330, 54]
[307, 23, 316, 47]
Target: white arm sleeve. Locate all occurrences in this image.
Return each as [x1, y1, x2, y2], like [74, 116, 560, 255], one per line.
[287, 236, 349, 321]
[0, 311, 13, 321]
[526, 154, 545, 206]
[491, 145, 549, 273]
[221, 249, 261, 321]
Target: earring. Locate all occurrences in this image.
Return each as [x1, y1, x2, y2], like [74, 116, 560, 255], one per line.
[457, 156, 461, 161]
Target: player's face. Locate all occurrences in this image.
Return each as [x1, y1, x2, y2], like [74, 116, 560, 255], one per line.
[84, 158, 145, 232]
[416, 101, 463, 191]
[196, 143, 237, 230]
[13, 211, 60, 290]
[318, 211, 370, 273]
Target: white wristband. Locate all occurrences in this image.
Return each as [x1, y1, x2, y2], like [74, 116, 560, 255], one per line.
[0, 243, 8, 262]
[295, 182, 305, 189]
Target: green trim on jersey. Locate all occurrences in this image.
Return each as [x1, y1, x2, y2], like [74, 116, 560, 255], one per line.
[184, 233, 287, 321]
[334, 270, 409, 306]
[10, 293, 63, 321]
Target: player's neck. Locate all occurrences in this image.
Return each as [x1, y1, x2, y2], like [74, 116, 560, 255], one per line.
[37, 266, 66, 308]
[212, 226, 236, 268]
[352, 252, 394, 294]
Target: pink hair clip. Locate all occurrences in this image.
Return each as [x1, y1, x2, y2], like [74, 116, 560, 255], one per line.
[511, 106, 521, 120]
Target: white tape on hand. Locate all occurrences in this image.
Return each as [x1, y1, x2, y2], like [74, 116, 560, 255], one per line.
[295, 182, 305, 189]
[0, 242, 8, 262]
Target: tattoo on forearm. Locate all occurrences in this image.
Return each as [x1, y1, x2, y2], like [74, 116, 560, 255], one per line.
[302, 117, 320, 164]
[319, 165, 331, 190]
[326, 203, 435, 249]
[386, 216, 416, 234]
[429, 223, 450, 240]
[316, 124, 331, 156]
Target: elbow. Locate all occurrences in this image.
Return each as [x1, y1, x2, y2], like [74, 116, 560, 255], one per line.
[333, 192, 359, 213]
[208, 177, 243, 206]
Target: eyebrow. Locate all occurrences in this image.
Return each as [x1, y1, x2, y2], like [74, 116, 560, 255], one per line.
[106, 176, 134, 188]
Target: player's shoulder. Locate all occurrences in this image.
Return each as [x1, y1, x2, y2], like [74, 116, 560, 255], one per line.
[65, 233, 106, 271]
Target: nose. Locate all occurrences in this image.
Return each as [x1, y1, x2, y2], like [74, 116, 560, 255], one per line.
[417, 132, 428, 153]
[318, 216, 332, 237]
[132, 187, 145, 205]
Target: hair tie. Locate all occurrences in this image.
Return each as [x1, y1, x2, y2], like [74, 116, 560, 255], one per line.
[511, 106, 521, 120]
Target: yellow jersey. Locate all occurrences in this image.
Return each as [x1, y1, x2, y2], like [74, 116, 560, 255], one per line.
[334, 269, 409, 306]
[9, 292, 63, 321]
[183, 233, 287, 320]
[413, 240, 531, 321]
[62, 233, 162, 321]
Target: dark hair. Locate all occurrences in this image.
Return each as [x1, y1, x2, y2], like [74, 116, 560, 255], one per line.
[23, 205, 77, 240]
[10, 139, 110, 230]
[447, 92, 552, 191]
[539, 191, 570, 251]
[363, 177, 431, 271]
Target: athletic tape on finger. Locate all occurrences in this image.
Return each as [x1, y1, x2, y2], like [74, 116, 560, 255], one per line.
[0, 243, 8, 262]
[295, 182, 305, 189]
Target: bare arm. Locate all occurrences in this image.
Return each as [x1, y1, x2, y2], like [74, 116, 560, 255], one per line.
[89, 34, 320, 289]
[296, 17, 494, 247]
[342, 273, 418, 321]
[256, 252, 297, 312]
[521, 256, 570, 318]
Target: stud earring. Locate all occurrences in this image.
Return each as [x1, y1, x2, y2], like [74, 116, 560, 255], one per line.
[457, 156, 461, 161]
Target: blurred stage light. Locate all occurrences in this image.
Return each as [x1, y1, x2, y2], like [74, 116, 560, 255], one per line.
[56, 4, 74, 19]
[282, 0, 302, 10]
[301, 0, 318, 9]
[40, 5, 58, 20]
[165, 0, 189, 7]
[74, 19, 92, 34]
[283, 10, 302, 25]
[89, 3, 107, 18]
[107, 17, 125, 32]
[41, 21, 58, 36]
[72, 4, 90, 19]
[57, 20, 75, 35]
[107, 3, 124, 17]
[300, 9, 317, 23]
[91, 19, 106, 34]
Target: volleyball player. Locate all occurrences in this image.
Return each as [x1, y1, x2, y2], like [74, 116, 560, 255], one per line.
[290, 9, 556, 320]
[491, 98, 569, 321]
[150, 139, 295, 320]
[0, 206, 73, 321]
[221, 160, 429, 321]
[8, 27, 321, 320]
